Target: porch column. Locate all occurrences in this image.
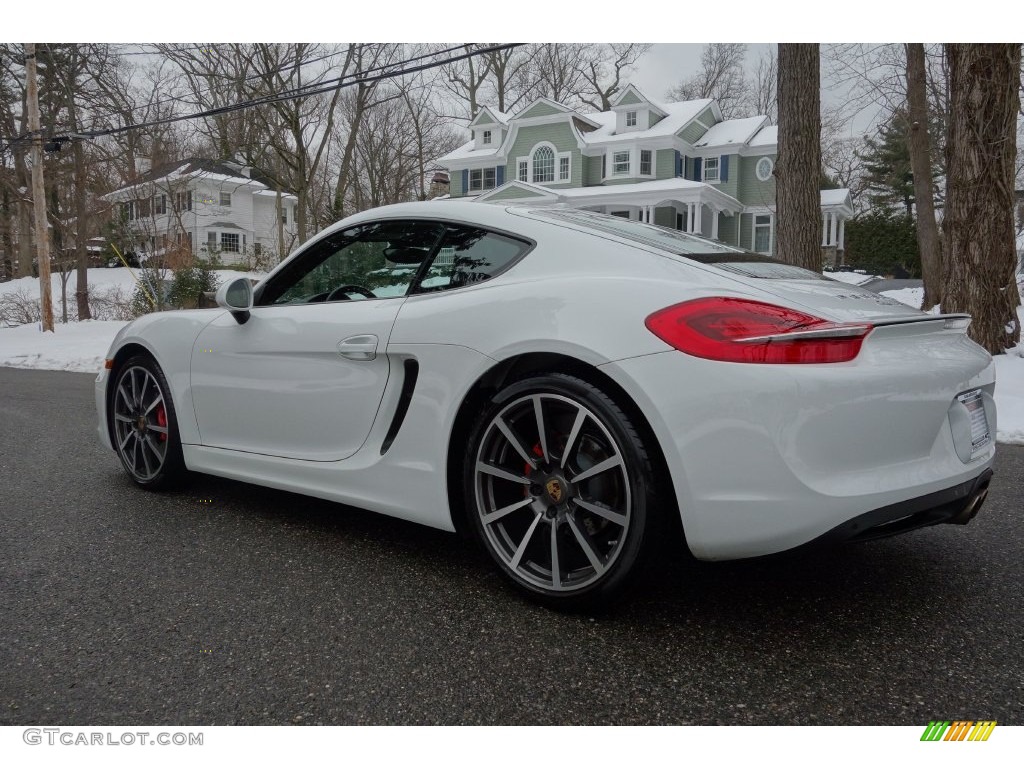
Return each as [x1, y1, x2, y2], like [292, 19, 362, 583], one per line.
[694, 203, 703, 235]
[830, 212, 838, 248]
[838, 218, 846, 250]
[710, 208, 719, 240]
[821, 212, 829, 246]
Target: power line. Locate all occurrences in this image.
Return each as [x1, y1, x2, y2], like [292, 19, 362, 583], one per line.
[138, 43, 469, 115]
[67, 44, 521, 143]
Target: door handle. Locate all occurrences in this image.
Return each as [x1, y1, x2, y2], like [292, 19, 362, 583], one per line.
[337, 334, 378, 361]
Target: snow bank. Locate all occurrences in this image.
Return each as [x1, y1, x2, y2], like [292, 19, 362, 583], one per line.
[0, 320, 129, 373]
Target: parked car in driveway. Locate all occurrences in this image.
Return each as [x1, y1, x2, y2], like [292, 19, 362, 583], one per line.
[95, 202, 997, 608]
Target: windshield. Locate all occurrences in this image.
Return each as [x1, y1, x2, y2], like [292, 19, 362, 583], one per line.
[527, 207, 828, 281]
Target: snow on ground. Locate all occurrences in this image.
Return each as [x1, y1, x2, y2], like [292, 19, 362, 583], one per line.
[0, 319, 130, 373]
[0, 268, 264, 373]
[0, 267, 265, 301]
[879, 286, 924, 308]
[825, 270, 879, 286]
[882, 287, 1024, 446]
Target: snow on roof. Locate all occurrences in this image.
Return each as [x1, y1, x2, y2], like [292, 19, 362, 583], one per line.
[437, 143, 503, 162]
[820, 189, 852, 207]
[748, 125, 778, 148]
[585, 99, 714, 143]
[693, 116, 769, 148]
[612, 84, 668, 116]
[555, 177, 708, 198]
[252, 190, 298, 200]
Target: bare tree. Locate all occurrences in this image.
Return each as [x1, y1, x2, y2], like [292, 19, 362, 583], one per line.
[667, 43, 749, 118]
[526, 44, 591, 107]
[905, 43, 943, 310]
[775, 44, 822, 271]
[578, 44, 652, 112]
[745, 47, 778, 121]
[440, 44, 492, 118]
[481, 45, 534, 114]
[942, 43, 1021, 355]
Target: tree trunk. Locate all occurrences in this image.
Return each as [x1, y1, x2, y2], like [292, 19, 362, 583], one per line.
[14, 149, 33, 279]
[774, 44, 822, 271]
[905, 43, 943, 310]
[942, 44, 1021, 355]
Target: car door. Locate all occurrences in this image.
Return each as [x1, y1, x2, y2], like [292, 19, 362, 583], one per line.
[189, 220, 445, 462]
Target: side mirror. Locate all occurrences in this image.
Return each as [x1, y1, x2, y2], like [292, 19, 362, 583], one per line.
[215, 277, 254, 325]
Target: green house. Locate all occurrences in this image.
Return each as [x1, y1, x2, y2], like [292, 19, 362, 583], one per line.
[437, 84, 853, 257]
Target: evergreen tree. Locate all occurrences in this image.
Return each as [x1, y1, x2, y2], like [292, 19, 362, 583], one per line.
[859, 111, 915, 216]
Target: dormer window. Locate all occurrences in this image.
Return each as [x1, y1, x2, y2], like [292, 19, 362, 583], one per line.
[483, 130, 492, 144]
[626, 111, 637, 127]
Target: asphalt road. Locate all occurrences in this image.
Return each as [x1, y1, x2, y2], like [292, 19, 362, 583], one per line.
[1, 367, 1022, 726]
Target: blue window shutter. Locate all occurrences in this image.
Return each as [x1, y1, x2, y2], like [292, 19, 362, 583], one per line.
[461, 169, 468, 196]
[720, 155, 729, 182]
[693, 157, 702, 181]
[496, 165, 504, 186]
[674, 150, 681, 177]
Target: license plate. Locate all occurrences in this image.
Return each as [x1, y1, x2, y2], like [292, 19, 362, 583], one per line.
[958, 389, 991, 452]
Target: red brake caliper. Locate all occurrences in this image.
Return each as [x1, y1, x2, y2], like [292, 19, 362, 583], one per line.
[155, 404, 168, 442]
[523, 443, 545, 495]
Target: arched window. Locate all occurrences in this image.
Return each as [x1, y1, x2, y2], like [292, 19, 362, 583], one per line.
[532, 146, 554, 183]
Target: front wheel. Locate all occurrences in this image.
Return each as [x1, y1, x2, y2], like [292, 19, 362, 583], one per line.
[464, 373, 659, 609]
[110, 355, 185, 489]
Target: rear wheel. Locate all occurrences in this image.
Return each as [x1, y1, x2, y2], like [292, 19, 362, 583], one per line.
[464, 373, 658, 609]
[110, 355, 185, 489]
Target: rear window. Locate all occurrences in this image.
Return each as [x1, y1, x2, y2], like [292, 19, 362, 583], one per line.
[527, 208, 827, 281]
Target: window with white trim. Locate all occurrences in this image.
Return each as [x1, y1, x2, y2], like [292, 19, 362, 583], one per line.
[625, 111, 637, 127]
[470, 168, 498, 191]
[703, 157, 720, 182]
[153, 194, 167, 215]
[207, 231, 216, 249]
[532, 146, 555, 183]
[221, 232, 240, 252]
[482, 130, 492, 144]
[640, 149, 652, 176]
[559, 156, 570, 181]
[754, 214, 772, 253]
[219, 191, 232, 207]
[518, 160, 528, 182]
[612, 150, 630, 175]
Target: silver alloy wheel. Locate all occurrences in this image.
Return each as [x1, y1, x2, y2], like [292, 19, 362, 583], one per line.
[112, 365, 170, 482]
[474, 393, 632, 593]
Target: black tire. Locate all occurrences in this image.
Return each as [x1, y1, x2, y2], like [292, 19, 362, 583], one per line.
[109, 354, 186, 490]
[463, 372, 659, 609]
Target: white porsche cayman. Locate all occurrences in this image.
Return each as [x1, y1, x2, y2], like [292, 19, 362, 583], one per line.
[96, 201, 996, 607]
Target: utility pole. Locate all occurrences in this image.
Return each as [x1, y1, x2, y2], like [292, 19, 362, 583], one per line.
[25, 43, 54, 332]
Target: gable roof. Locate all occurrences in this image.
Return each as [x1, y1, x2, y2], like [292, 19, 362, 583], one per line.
[610, 84, 668, 117]
[585, 98, 714, 143]
[693, 116, 770, 149]
[748, 125, 778, 148]
[106, 157, 290, 198]
[513, 96, 601, 129]
[468, 107, 510, 128]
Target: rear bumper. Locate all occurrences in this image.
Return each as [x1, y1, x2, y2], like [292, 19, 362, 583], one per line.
[600, 343, 996, 561]
[807, 467, 993, 547]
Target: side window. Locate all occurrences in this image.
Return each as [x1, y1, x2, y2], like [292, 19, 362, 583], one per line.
[415, 226, 530, 294]
[257, 221, 444, 306]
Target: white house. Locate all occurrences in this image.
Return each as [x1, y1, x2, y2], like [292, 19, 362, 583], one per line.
[104, 158, 299, 265]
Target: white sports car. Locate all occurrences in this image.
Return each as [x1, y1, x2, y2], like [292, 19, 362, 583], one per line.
[96, 202, 996, 607]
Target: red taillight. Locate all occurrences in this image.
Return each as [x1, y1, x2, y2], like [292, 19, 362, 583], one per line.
[645, 297, 872, 364]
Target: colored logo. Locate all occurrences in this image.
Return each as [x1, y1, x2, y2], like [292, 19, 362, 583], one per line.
[920, 721, 996, 741]
[545, 478, 564, 503]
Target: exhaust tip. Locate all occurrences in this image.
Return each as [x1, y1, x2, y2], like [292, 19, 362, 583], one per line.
[950, 487, 988, 525]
